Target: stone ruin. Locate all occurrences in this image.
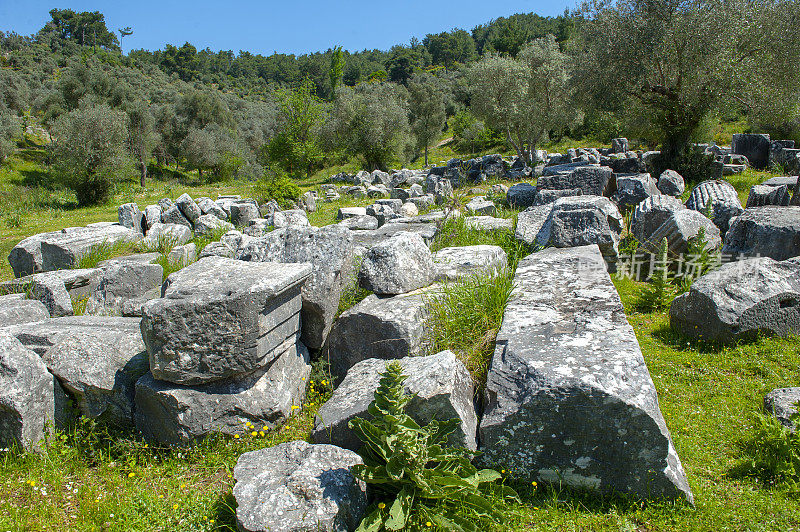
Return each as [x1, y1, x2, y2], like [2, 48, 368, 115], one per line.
[2, 134, 800, 530]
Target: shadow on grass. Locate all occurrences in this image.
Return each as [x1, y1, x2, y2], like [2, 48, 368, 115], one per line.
[211, 492, 238, 531]
[651, 322, 728, 354]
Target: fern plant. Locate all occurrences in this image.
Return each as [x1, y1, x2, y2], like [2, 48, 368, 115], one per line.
[637, 237, 678, 311]
[745, 406, 800, 494]
[677, 225, 719, 292]
[350, 362, 516, 532]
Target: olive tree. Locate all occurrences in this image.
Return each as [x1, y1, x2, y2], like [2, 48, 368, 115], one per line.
[326, 82, 412, 170]
[468, 35, 576, 166]
[408, 75, 446, 166]
[126, 100, 158, 186]
[50, 104, 132, 205]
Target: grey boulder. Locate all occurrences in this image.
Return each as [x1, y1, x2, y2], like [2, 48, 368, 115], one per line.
[506, 183, 538, 208]
[642, 209, 722, 255]
[230, 202, 261, 227]
[685, 180, 744, 234]
[747, 184, 791, 208]
[118, 203, 145, 234]
[141, 257, 311, 385]
[175, 193, 201, 224]
[143, 223, 192, 248]
[480, 245, 692, 502]
[312, 351, 477, 451]
[630, 195, 687, 245]
[193, 214, 234, 237]
[612, 173, 660, 212]
[85, 260, 163, 317]
[197, 197, 228, 221]
[432, 245, 507, 282]
[358, 232, 434, 296]
[764, 388, 800, 429]
[722, 206, 800, 261]
[0, 295, 49, 326]
[658, 170, 686, 197]
[670, 256, 800, 343]
[233, 441, 367, 532]
[135, 339, 310, 445]
[160, 204, 192, 228]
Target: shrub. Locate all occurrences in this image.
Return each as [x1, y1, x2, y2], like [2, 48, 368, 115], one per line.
[424, 272, 514, 389]
[431, 216, 528, 271]
[648, 146, 717, 185]
[251, 174, 300, 209]
[636, 237, 678, 312]
[349, 362, 517, 531]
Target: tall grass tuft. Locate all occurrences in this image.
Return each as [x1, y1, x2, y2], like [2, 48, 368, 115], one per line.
[336, 255, 371, 317]
[424, 271, 515, 390]
[432, 215, 528, 271]
[75, 240, 136, 269]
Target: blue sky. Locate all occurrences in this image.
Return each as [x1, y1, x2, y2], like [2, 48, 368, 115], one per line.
[0, 1, 576, 55]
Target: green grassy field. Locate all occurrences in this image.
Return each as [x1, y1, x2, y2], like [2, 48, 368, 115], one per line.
[1, 141, 798, 531]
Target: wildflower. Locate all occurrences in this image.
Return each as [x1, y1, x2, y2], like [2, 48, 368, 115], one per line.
[209, 520, 215, 524]
[180, 483, 186, 489]
[321, 380, 327, 386]
[259, 431, 265, 437]
[426, 522, 432, 527]
[531, 481, 537, 487]
[173, 503, 179, 510]
[263, 426, 269, 431]
[291, 405, 300, 410]
[128, 472, 136, 478]
[234, 434, 240, 439]
[251, 431, 258, 437]
[378, 503, 386, 509]
[158, 495, 164, 499]
[534, 506, 539, 510]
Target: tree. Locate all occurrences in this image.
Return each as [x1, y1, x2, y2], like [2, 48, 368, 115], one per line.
[329, 45, 345, 94]
[575, 0, 776, 159]
[126, 100, 157, 187]
[0, 106, 19, 163]
[266, 79, 326, 177]
[326, 82, 411, 170]
[118, 27, 133, 54]
[424, 30, 477, 70]
[408, 76, 446, 166]
[50, 105, 132, 205]
[468, 36, 576, 166]
[39, 9, 119, 49]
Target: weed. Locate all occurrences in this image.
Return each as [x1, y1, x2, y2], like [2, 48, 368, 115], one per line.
[336, 255, 372, 317]
[72, 297, 88, 316]
[432, 215, 527, 271]
[75, 240, 135, 269]
[738, 408, 800, 494]
[636, 238, 678, 311]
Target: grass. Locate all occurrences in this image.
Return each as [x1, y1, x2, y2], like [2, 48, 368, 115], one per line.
[423, 271, 515, 390]
[75, 240, 139, 270]
[431, 215, 528, 270]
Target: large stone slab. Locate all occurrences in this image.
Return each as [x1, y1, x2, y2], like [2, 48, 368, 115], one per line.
[236, 225, 355, 350]
[312, 351, 477, 451]
[515, 204, 553, 247]
[5, 316, 148, 427]
[685, 180, 744, 234]
[538, 166, 615, 197]
[432, 245, 507, 282]
[746, 184, 791, 208]
[142, 223, 192, 248]
[325, 287, 432, 381]
[506, 183, 538, 209]
[732, 133, 770, 169]
[0, 295, 49, 326]
[722, 206, 800, 261]
[351, 222, 438, 249]
[0, 334, 56, 451]
[480, 245, 692, 502]
[85, 260, 163, 317]
[9, 225, 141, 277]
[612, 173, 660, 213]
[233, 441, 367, 532]
[193, 214, 234, 236]
[141, 257, 311, 385]
[135, 339, 310, 445]
[358, 232, 435, 296]
[641, 209, 722, 255]
[670, 257, 800, 343]
[630, 195, 687, 245]
[465, 216, 514, 232]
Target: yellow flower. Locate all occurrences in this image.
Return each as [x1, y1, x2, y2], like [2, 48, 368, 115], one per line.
[180, 483, 186, 489]
[128, 472, 136, 478]
[251, 431, 258, 437]
[234, 434, 240, 439]
[426, 522, 432, 527]
[531, 481, 537, 487]
[501, 469, 505, 474]
[259, 431, 265, 437]
[158, 495, 164, 499]
[378, 503, 386, 509]
[534, 506, 539, 510]
[173, 503, 179, 510]
[263, 426, 269, 431]
[209, 519, 215, 524]
[291, 405, 300, 410]
[321, 380, 327, 385]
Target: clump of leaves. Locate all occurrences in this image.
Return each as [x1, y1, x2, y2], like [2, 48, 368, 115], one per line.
[676, 225, 719, 292]
[637, 237, 678, 311]
[349, 362, 517, 532]
[743, 406, 800, 494]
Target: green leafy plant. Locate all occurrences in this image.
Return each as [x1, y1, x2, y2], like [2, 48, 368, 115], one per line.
[251, 174, 301, 209]
[637, 237, 678, 312]
[349, 362, 517, 532]
[677, 225, 719, 292]
[743, 406, 800, 493]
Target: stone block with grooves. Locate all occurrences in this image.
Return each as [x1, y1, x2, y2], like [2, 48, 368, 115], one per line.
[670, 257, 800, 343]
[642, 209, 722, 255]
[324, 287, 432, 381]
[358, 232, 435, 296]
[685, 180, 744, 234]
[5, 316, 148, 428]
[0, 334, 56, 451]
[85, 260, 163, 317]
[233, 441, 367, 532]
[479, 245, 693, 502]
[141, 257, 311, 385]
[312, 351, 477, 451]
[722, 206, 800, 261]
[135, 339, 310, 445]
[432, 245, 507, 282]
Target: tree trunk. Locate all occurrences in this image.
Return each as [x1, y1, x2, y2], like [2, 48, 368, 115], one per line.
[424, 144, 429, 167]
[139, 161, 147, 188]
[198, 167, 203, 179]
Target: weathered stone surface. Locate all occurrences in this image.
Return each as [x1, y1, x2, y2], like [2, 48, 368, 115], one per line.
[611, 137, 629, 153]
[197, 198, 228, 221]
[542, 162, 598, 176]
[9, 226, 141, 277]
[480, 245, 692, 502]
[506, 183, 537, 209]
[271, 209, 310, 228]
[533, 188, 583, 206]
[85, 261, 163, 317]
[135, 339, 310, 445]
[465, 197, 497, 216]
[764, 388, 800, 429]
[193, 214, 234, 237]
[722, 207, 800, 261]
[0, 295, 49, 326]
[160, 204, 192, 228]
[336, 207, 367, 220]
[233, 441, 367, 532]
[515, 204, 553, 247]
[612, 173, 659, 212]
[658, 170, 686, 197]
[670, 257, 800, 343]
[400, 202, 418, 218]
[358, 232, 434, 296]
[325, 287, 432, 381]
[630, 195, 687, 245]
[538, 166, 615, 197]
[351, 222, 438, 250]
[338, 215, 379, 231]
[230, 202, 261, 228]
[313, 351, 477, 451]
[365, 203, 401, 226]
[0, 334, 56, 451]
[29, 273, 78, 317]
[143, 223, 192, 248]
[118, 203, 145, 234]
[5, 316, 148, 427]
[642, 209, 722, 255]
[747, 184, 791, 208]
[236, 226, 354, 350]
[465, 216, 514, 232]
[198, 241, 235, 259]
[143, 205, 162, 230]
[300, 191, 317, 213]
[175, 193, 201, 223]
[141, 257, 311, 385]
[733, 133, 771, 169]
[685, 180, 744, 234]
[166, 243, 196, 266]
[432, 245, 507, 282]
